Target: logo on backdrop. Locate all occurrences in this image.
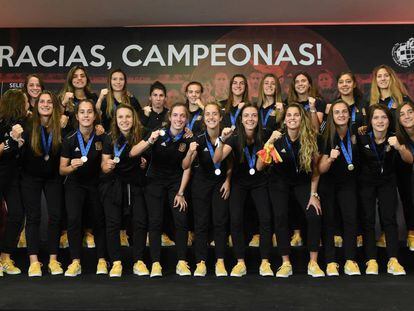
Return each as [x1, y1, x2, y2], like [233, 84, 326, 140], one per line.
[392, 38, 414, 68]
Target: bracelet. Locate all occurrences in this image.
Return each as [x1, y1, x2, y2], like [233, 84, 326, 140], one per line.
[310, 192, 320, 199]
[147, 139, 154, 145]
[176, 192, 184, 197]
[309, 108, 317, 113]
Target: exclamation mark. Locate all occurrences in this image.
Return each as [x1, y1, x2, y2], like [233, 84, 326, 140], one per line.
[316, 44, 322, 65]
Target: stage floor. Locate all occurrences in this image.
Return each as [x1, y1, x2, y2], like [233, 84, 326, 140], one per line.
[1, 246, 413, 310]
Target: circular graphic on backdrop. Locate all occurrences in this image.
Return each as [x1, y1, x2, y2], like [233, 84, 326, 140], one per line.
[191, 26, 349, 102]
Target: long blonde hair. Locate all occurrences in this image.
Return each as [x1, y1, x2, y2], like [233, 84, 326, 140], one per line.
[257, 74, 283, 124]
[105, 69, 131, 119]
[370, 64, 408, 106]
[282, 103, 318, 173]
[30, 91, 62, 156]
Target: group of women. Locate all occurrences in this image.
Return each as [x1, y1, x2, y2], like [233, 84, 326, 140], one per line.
[0, 64, 413, 279]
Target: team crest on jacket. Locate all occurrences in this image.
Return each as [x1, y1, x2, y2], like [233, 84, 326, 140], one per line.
[95, 142, 102, 151]
[178, 143, 187, 152]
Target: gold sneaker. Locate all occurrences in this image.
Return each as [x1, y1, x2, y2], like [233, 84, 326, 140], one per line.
[83, 230, 96, 248]
[48, 259, 63, 275]
[307, 260, 325, 278]
[365, 259, 378, 275]
[334, 235, 343, 248]
[344, 260, 361, 276]
[150, 262, 162, 278]
[187, 231, 194, 247]
[290, 232, 303, 247]
[59, 231, 69, 249]
[176, 260, 191, 276]
[96, 259, 108, 275]
[215, 261, 228, 277]
[376, 232, 386, 248]
[276, 261, 293, 278]
[65, 261, 81, 277]
[407, 235, 414, 251]
[133, 260, 150, 276]
[357, 235, 363, 248]
[161, 233, 175, 247]
[248, 234, 260, 247]
[1, 258, 21, 275]
[387, 258, 406, 276]
[230, 262, 247, 277]
[259, 261, 274, 277]
[120, 230, 130, 247]
[109, 261, 122, 278]
[194, 261, 207, 277]
[272, 234, 278, 247]
[326, 262, 339, 277]
[28, 262, 43, 277]
[17, 229, 27, 248]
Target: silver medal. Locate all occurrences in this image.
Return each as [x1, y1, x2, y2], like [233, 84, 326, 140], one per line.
[230, 125, 236, 131]
[81, 156, 88, 163]
[44, 155, 49, 161]
[159, 129, 166, 136]
[113, 157, 120, 164]
[214, 168, 221, 176]
[249, 168, 255, 175]
[347, 163, 354, 171]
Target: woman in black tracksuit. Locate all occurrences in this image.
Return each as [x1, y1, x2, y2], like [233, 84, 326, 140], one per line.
[60, 99, 107, 277]
[220, 74, 249, 129]
[358, 104, 411, 275]
[319, 101, 360, 276]
[100, 104, 148, 277]
[287, 71, 326, 132]
[129, 102, 192, 277]
[185, 81, 204, 136]
[21, 91, 67, 277]
[0, 89, 27, 277]
[370, 64, 414, 249]
[183, 102, 230, 277]
[96, 69, 142, 132]
[213, 103, 273, 277]
[258, 103, 324, 278]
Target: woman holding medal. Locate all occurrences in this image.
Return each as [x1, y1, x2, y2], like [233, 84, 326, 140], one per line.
[96, 69, 142, 132]
[287, 71, 325, 131]
[129, 102, 192, 277]
[60, 99, 107, 277]
[20, 91, 66, 277]
[213, 103, 273, 277]
[0, 89, 27, 277]
[182, 102, 230, 277]
[370, 65, 414, 249]
[100, 104, 149, 277]
[358, 104, 411, 275]
[257, 103, 324, 278]
[329, 71, 369, 248]
[318, 101, 360, 276]
[221, 74, 249, 129]
[185, 81, 204, 136]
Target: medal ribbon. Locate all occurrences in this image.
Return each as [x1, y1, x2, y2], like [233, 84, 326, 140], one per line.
[77, 130, 95, 158]
[205, 133, 221, 171]
[244, 145, 257, 171]
[41, 126, 53, 157]
[339, 130, 353, 166]
[284, 136, 299, 173]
